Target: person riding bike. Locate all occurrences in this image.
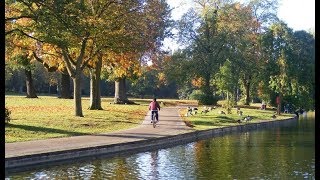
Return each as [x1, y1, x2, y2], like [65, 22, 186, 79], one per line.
[149, 98, 160, 123]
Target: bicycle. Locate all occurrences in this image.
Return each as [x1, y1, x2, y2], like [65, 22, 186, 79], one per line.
[151, 110, 158, 128]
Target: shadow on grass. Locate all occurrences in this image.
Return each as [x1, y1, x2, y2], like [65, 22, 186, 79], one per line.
[6, 124, 89, 136]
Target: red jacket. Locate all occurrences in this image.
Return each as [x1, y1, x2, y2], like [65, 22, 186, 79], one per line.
[149, 101, 160, 111]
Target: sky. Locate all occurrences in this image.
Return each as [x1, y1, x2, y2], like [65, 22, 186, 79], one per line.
[163, 0, 315, 51]
[277, 0, 315, 31]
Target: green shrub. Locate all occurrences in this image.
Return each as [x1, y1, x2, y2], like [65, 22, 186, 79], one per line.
[189, 90, 218, 105]
[189, 90, 202, 100]
[5, 107, 11, 124]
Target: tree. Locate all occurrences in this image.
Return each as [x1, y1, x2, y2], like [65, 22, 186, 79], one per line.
[176, 1, 262, 105]
[214, 59, 239, 105]
[6, 0, 93, 116]
[5, 0, 172, 115]
[262, 22, 299, 114]
[100, 0, 172, 104]
[13, 53, 38, 98]
[32, 45, 73, 98]
[104, 51, 142, 104]
[176, 4, 227, 104]
[5, 13, 38, 98]
[290, 30, 315, 110]
[162, 48, 199, 100]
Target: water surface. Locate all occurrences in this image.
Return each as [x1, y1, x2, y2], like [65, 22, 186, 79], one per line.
[6, 112, 315, 179]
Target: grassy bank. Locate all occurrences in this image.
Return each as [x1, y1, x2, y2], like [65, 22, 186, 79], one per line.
[5, 95, 195, 143]
[179, 105, 295, 130]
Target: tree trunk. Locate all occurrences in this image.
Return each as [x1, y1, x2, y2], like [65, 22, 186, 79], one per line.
[243, 74, 251, 105]
[60, 35, 88, 117]
[89, 57, 103, 110]
[73, 73, 83, 117]
[114, 78, 129, 104]
[277, 93, 282, 115]
[25, 69, 38, 98]
[227, 91, 229, 101]
[202, 75, 211, 95]
[60, 73, 72, 99]
[234, 87, 238, 105]
[244, 83, 250, 105]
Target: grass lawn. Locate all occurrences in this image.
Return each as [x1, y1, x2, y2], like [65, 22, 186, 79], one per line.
[4, 95, 196, 143]
[179, 105, 295, 130]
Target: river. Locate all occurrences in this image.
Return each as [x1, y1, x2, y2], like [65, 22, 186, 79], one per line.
[6, 112, 315, 179]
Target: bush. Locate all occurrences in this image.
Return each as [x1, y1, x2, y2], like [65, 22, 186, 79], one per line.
[5, 107, 11, 124]
[189, 90, 218, 105]
[220, 99, 235, 109]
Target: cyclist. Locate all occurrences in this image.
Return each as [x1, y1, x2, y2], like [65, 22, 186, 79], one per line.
[149, 98, 160, 123]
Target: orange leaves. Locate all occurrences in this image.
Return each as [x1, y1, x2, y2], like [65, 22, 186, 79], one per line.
[35, 43, 63, 68]
[104, 51, 142, 79]
[192, 77, 205, 88]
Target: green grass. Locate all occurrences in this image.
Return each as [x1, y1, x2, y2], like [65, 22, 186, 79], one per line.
[179, 106, 295, 130]
[5, 95, 191, 143]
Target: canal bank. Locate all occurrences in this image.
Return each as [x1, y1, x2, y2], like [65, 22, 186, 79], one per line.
[5, 106, 297, 171]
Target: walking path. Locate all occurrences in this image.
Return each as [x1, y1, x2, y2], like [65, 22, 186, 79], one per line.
[5, 105, 195, 169]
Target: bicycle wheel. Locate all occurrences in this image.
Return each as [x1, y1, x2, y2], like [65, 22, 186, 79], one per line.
[152, 120, 156, 128]
[152, 113, 156, 128]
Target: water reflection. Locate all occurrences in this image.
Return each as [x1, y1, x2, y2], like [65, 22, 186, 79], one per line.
[6, 112, 315, 179]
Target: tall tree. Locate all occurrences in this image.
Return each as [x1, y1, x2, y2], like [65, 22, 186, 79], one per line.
[5, 0, 172, 115]
[14, 53, 38, 98]
[290, 30, 315, 110]
[262, 22, 296, 114]
[32, 45, 73, 99]
[177, 4, 227, 104]
[104, 51, 142, 104]
[214, 59, 239, 105]
[5, 13, 38, 98]
[101, 0, 172, 104]
[6, 0, 93, 116]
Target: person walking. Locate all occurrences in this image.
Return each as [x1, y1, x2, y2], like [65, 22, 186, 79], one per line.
[149, 98, 160, 123]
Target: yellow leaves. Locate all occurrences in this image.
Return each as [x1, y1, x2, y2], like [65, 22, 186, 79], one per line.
[58, 63, 66, 72]
[235, 2, 241, 10]
[15, 17, 33, 27]
[157, 72, 167, 86]
[257, 81, 266, 97]
[42, 43, 55, 53]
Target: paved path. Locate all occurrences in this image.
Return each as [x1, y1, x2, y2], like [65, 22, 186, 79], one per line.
[5, 105, 194, 159]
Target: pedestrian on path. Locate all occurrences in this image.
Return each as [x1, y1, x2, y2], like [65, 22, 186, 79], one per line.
[149, 98, 160, 123]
